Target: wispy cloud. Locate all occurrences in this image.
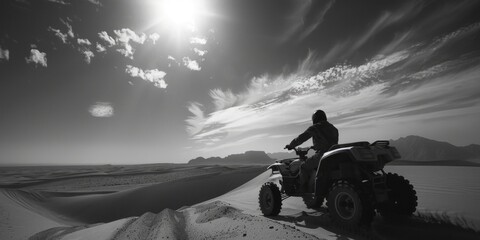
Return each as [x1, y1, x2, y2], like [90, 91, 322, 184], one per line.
[186, 103, 206, 136]
[182, 57, 201, 71]
[89, 102, 113, 117]
[25, 49, 47, 67]
[125, 65, 167, 88]
[186, 22, 480, 152]
[278, 0, 336, 44]
[322, 1, 422, 63]
[298, 0, 335, 41]
[0, 47, 9, 61]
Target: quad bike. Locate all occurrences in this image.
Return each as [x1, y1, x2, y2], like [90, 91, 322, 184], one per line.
[258, 141, 417, 227]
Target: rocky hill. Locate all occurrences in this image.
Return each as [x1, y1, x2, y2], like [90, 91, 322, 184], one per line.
[188, 151, 274, 165]
[390, 135, 480, 162]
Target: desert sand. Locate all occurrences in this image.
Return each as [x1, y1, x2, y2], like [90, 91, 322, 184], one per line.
[1, 164, 479, 240]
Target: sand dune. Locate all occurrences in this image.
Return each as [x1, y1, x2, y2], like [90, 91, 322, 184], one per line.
[2, 165, 480, 240]
[2, 166, 264, 224]
[0, 190, 65, 240]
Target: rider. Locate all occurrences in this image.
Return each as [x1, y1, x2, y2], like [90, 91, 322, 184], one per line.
[285, 110, 339, 191]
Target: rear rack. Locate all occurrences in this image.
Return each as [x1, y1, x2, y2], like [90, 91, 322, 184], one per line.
[371, 140, 390, 147]
[329, 141, 370, 151]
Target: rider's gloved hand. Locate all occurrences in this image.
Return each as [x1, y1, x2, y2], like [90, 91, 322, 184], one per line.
[285, 144, 293, 150]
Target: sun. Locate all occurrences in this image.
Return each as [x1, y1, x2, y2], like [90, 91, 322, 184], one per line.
[160, 0, 204, 29]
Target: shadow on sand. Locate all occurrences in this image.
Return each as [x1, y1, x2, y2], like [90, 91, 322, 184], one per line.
[270, 207, 480, 240]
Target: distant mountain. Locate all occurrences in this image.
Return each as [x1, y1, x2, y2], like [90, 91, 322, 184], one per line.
[390, 135, 480, 162]
[267, 151, 297, 160]
[189, 136, 480, 166]
[188, 151, 274, 165]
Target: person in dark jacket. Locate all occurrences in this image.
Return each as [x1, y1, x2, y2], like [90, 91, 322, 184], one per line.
[285, 110, 339, 191]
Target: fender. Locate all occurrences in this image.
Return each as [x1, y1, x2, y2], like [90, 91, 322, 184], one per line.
[318, 147, 356, 170]
[267, 162, 282, 171]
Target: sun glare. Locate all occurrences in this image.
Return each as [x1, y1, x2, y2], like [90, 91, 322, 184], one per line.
[160, 0, 203, 29]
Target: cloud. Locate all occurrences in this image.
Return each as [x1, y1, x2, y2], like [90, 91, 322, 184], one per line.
[75, 38, 94, 63]
[430, 22, 480, 52]
[182, 57, 201, 71]
[149, 33, 160, 44]
[25, 49, 47, 67]
[48, 27, 68, 43]
[190, 37, 207, 45]
[117, 45, 134, 59]
[113, 28, 146, 59]
[81, 50, 94, 64]
[48, 19, 74, 44]
[96, 43, 106, 52]
[47, 0, 70, 5]
[60, 18, 74, 38]
[168, 55, 180, 67]
[185, 22, 480, 151]
[194, 48, 207, 56]
[390, 21, 480, 75]
[85, 0, 102, 7]
[114, 29, 146, 44]
[98, 31, 116, 47]
[0, 47, 9, 61]
[320, 1, 480, 66]
[125, 65, 167, 89]
[89, 102, 113, 117]
[77, 38, 92, 46]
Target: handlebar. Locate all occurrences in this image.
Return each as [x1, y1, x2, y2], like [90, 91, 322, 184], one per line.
[284, 146, 314, 158]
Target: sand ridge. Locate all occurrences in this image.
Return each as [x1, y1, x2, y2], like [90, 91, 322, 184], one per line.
[31, 201, 320, 240]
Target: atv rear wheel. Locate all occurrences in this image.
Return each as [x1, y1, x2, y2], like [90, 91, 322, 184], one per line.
[379, 173, 417, 219]
[327, 180, 374, 227]
[259, 182, 282, 216]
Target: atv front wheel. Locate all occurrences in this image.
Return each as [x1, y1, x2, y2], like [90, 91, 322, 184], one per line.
[327, 180, 374, 227]
[259, 182, 282, 216]
[379, 173, 417, 218]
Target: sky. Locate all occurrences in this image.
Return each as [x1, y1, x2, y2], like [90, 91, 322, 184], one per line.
[1, 0, 480, 165]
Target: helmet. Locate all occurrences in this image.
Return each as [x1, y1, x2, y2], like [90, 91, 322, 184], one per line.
[312, 110, 327, 124]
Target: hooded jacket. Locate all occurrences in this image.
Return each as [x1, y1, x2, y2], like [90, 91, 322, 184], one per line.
[289, 121, 339, 153]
